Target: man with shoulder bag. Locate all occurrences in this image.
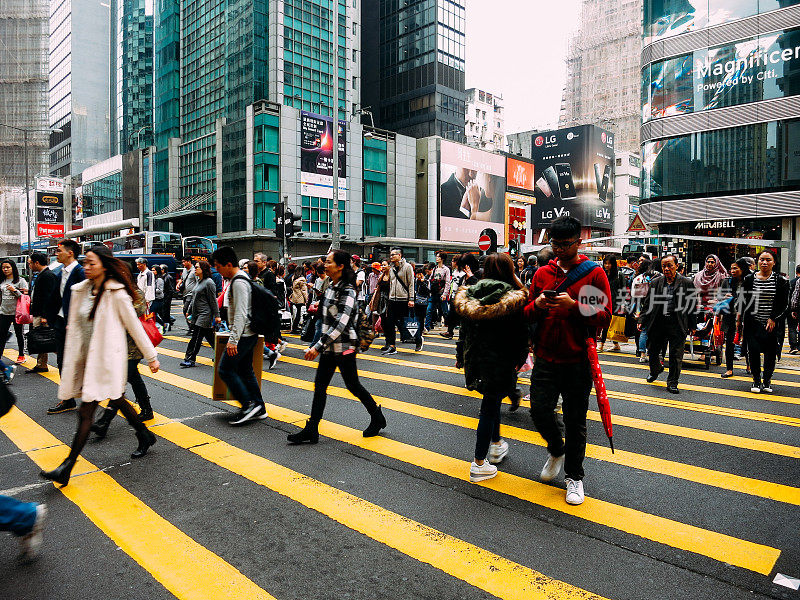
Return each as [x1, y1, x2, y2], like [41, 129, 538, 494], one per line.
[379, 248, 414, 355]
[26, 253, 58, 374]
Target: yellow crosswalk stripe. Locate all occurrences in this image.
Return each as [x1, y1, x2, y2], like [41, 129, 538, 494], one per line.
[598, 349, 800, 377]
[59, 356, 780, 575]
[279, 342, 800, 428]
[0, 404, 277, 600]
[160, 338, 800, 447]
[19, 365, 612, 599]
[152, 346, 800, 506]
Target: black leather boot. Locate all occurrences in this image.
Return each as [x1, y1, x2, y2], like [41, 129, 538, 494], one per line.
[137, 398, 154, 422]
[40, 456, 77, 486]
[287, 420, 319, 444]
[131, 429, 156, 459]
[90, 408, 117, 439]
[363, 406, 386, 438]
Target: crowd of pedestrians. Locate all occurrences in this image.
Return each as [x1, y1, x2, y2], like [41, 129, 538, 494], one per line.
[4, 215, 800, 558]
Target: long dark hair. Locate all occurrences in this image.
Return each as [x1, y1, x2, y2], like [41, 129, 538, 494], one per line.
[1, 260, 20, 284]
[86, 247, 139, 320]
[482, 253, 524, 290]
[329, 249, 356, 287]
[197, 260, 212, 280]
[603, 255, 619, 281]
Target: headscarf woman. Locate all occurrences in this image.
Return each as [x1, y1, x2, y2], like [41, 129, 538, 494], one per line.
[693, 254, 728, 310]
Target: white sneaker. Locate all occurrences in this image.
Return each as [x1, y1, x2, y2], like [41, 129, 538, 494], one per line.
[761, 383, 773, 393]
[639, 354, 648, 363]
[487, 440, 509, 464]
[470, 460, 497, 482]
[540, 453, 565, 482]
[565, 478, 585, 505]
[750, 385, 761, 393]
[19, 503, 47, 560]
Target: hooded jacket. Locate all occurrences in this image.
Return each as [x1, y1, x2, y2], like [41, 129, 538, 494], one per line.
[454, 279, 528, 397]
[524, 256, 611, 363]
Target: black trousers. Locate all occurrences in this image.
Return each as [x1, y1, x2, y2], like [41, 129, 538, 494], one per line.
[475, 394, 502, 461]
[290, 303, 303, 332]
[529, 358, 592, 481]
[52, 316, 66, 372]
[647, 316, 685, 387]
[126, 358, 150, 408]
[185, 326, 215, 361]
[746, 326, 778, 386]
[788, 314, 799, 351]
[310, 352, 377, 423]
[0, 314, 24, 357]
[384, 300, 412, 346]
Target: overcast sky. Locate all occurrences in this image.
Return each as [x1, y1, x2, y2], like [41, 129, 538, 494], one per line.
[465, 0, 582, 134]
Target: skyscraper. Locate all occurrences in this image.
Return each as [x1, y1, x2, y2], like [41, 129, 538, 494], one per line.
[361, 0, 466, 140]
[0, 0, 49, 253]
[558, 0, 641, 153]
[114, 0, 154, 154]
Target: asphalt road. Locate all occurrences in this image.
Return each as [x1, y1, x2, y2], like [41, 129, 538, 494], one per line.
[1, 316, 799, 600]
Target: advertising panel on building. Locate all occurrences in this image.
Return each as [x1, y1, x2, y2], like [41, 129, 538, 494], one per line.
[439, 140, 506, 245]
[300, 111, 347, 200]
[504, 155, 536, 244]
[35, 176, 65, 239]
[529, 125, 614, 229]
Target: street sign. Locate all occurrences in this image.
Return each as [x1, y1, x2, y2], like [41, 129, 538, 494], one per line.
[478, 235, 491, 252]
[627, 213, 648, 233]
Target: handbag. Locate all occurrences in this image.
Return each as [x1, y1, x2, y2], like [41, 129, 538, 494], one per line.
[140, 313, 163, 347]
[0, 378, 16, 418]
[623, 313, 639, 338]
[15, 294, 32, 325]
[403, 310, 419, 339]
[25, 326, 59, 354]
[608, 315, 628, 343]
[300, 314, 317, 343]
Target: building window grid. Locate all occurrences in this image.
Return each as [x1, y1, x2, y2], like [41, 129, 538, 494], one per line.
[301, 195, 346, 234]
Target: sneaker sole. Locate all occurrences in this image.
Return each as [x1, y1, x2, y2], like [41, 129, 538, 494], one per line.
[46, 407, 76, 415]
[229, 406, 265, 426]
[488, 450, 508, 465]
[469, 471, 498, 483]
[565, 496, 585, 505]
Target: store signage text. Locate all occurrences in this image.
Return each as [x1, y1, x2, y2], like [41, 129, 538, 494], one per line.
[695, 220, 735, 230]
[695, 45, 800, 92]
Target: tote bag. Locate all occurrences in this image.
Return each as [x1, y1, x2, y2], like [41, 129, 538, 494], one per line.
[140, 313, 163, 347]
[608, 315, 628, 343]
[15, 294, 32, 325]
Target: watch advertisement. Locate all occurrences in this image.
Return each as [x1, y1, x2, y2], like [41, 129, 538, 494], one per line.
[529, 125, 614, 229]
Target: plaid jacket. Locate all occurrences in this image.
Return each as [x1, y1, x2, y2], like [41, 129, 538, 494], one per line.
[313, 280, 359, 355]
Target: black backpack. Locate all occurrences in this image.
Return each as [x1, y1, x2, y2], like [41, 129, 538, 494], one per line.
[230, 275, 281, 342]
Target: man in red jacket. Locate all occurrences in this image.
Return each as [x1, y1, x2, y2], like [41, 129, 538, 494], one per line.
[524, 216, 611, 505]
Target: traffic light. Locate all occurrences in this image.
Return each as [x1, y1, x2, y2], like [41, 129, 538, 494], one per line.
[508, 238, 520, 257]
[273, 203, 285, 239]
[285, 210, 302, 237]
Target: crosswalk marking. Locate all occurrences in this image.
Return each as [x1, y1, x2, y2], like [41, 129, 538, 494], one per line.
[275, 342, 800, 428]
[124, 361, 782, 574]
[159, 339, 800, 454]
[599, 348, 800, 376]
[17, 363, 612, 600]
[151, 345, 800, 506]
[0, 402, 277, 600]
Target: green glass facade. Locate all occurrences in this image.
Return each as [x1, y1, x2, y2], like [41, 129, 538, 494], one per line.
[116, 0, 154, 154]
[82, 172, 123, 219]
[253, 112, 281, 229]
[363, 137, 388, 237]
[282, 0, 347, 116]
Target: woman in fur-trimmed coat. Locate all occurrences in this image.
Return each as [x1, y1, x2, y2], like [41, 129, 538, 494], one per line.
[454, 253, 528, 483]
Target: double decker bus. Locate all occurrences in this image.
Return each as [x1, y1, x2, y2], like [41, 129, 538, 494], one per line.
[102, 231, 214, 260]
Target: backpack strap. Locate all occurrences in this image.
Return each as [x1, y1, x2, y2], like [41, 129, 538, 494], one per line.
[553, 261, 601, 294]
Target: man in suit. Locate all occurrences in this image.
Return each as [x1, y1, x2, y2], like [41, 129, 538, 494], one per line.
[639, 254, 697, 394]
[46, 239, 85, 414]
[26, 252, 58, 374]
[440, 168, 476, 219]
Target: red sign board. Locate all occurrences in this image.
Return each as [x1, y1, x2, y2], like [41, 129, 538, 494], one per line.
[478, 235, 492, 251]
[37, 224, 64, 237]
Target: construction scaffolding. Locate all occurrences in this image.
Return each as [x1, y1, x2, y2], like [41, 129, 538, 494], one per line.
[559, 0, 642, 154]
[0, 0, 49, 189]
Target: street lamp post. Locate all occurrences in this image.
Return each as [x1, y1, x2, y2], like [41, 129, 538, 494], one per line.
[0, 123, 62, 253]
[331, 0, 340, 250]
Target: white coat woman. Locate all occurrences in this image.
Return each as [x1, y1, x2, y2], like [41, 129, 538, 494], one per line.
[40, 246, 160, 486]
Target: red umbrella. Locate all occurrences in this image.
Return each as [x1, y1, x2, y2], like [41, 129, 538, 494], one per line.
[585, 337, 614, 453]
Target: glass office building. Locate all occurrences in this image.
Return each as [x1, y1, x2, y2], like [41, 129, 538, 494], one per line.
[640, 1, 800, 269]
[361, 0, 466, 140]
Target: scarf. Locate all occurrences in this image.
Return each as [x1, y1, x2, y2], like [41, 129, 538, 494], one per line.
[693, 254, 728, 306]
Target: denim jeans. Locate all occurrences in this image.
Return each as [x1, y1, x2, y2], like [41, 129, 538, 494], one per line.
[218, 334, 263, 408]
[0, 494, 37, 536]
[638, 328, 648, 355]
[425, 295, 448, 329]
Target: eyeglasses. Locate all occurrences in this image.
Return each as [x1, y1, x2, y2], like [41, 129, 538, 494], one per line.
[550, 239, 580, 250]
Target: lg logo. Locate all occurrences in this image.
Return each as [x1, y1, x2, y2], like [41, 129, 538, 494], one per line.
[534, 136, 544, 147]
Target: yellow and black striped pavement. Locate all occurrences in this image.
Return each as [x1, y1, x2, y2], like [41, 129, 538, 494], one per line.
[1, 326, 798, 600]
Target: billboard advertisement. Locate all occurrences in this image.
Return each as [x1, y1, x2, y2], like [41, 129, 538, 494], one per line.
[529, 125, 614, 229]
[439, 140, 506, 245]
[36, 190, 63, 208]
[36, 206, 64, 224]
[37, 224, 64, 237]
[300, 111, 347, 200]
[504, 155, 536, 245]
